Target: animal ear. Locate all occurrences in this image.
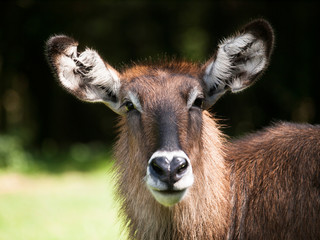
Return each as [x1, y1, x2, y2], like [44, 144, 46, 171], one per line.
[202, 19, 274, 108]
[46, 35, 123, 114]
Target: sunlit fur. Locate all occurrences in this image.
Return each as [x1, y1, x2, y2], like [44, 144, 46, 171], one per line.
[46, 19, 320, 240]
[226, 123, 320, 239]
[114, 110, 230, 239]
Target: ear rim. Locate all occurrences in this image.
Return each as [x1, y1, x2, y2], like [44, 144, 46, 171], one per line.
[241, 18, 275, 59]
[45, 34, 78, 87]
[45, 35, 124, 115]
[202, 18, 275, 109]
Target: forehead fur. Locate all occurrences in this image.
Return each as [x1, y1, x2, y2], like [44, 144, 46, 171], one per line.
[121, 60, 202, 82]
[119, 60, 204, 109]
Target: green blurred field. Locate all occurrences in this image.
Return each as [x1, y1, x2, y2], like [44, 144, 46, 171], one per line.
[0, 169, 126, 240]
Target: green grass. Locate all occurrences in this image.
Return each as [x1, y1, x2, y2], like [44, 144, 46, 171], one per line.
[0, 169, 127, 240]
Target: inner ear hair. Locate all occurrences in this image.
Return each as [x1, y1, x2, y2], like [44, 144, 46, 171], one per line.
[203, 19, 274, 107]
[242, 19, 275, 59]
[46, 35, 124, 115]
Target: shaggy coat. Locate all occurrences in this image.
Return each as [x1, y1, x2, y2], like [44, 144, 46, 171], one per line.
[227, 122, 320, 240]
[114, 111, 231, 239]
[46, 19, 320, 239]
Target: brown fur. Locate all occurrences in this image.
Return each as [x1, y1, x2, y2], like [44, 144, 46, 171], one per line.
[114, 110, 230, 240]
[109, 61, 229, 239]
[45, 21, 320, 239]
[112, 63, 320, 239]
[227, 122, 320, 239]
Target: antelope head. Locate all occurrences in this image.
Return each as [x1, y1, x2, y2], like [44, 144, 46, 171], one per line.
[46, 19, 274, 207]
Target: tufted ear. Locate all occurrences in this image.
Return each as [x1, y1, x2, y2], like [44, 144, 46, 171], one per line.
[45, 35, 124, 114]
[202, 19, 274, 108]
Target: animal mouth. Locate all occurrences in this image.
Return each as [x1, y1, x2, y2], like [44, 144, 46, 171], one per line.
[149, 188, 188, 207]
[155, 189, 185, 194]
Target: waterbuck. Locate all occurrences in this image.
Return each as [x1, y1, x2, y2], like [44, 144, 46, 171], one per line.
[46, 19, 320, 239]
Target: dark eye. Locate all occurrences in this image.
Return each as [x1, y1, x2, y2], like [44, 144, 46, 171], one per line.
[125, 101, 135, 112]
[192, 98, 203, 109]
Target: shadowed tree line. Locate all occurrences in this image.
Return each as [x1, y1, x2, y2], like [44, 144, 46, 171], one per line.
[0, 1, 319, 157]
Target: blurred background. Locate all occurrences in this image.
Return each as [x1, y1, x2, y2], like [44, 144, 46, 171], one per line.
[1, 0, 320, 171]
[0, 1, 319, 239]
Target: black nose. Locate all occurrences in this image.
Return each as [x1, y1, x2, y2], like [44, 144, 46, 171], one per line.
[171, 157, 188, 182]
[149, 156, 189, 185]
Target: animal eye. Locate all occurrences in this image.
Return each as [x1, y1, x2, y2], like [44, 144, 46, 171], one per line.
[125, 101, 135, 112]
[192, 98, 203, 109]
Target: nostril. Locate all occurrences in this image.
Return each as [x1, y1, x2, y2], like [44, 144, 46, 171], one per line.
[151, 161, 165, 176]
[177, 161, 188, 174]
[171, 157, 189, 182]
[149, 157, 170, 181]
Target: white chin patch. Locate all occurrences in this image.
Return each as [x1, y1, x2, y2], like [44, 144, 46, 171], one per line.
[149, 189, 188, 207]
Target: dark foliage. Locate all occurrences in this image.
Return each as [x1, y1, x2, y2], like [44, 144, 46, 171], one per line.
[0, 1, 319, 151]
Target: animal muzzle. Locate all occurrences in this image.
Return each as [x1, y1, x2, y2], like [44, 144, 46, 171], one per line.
[146, 150, 194, 207]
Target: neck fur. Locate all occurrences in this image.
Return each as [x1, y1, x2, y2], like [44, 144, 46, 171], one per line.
[113, 111, 231, 240]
